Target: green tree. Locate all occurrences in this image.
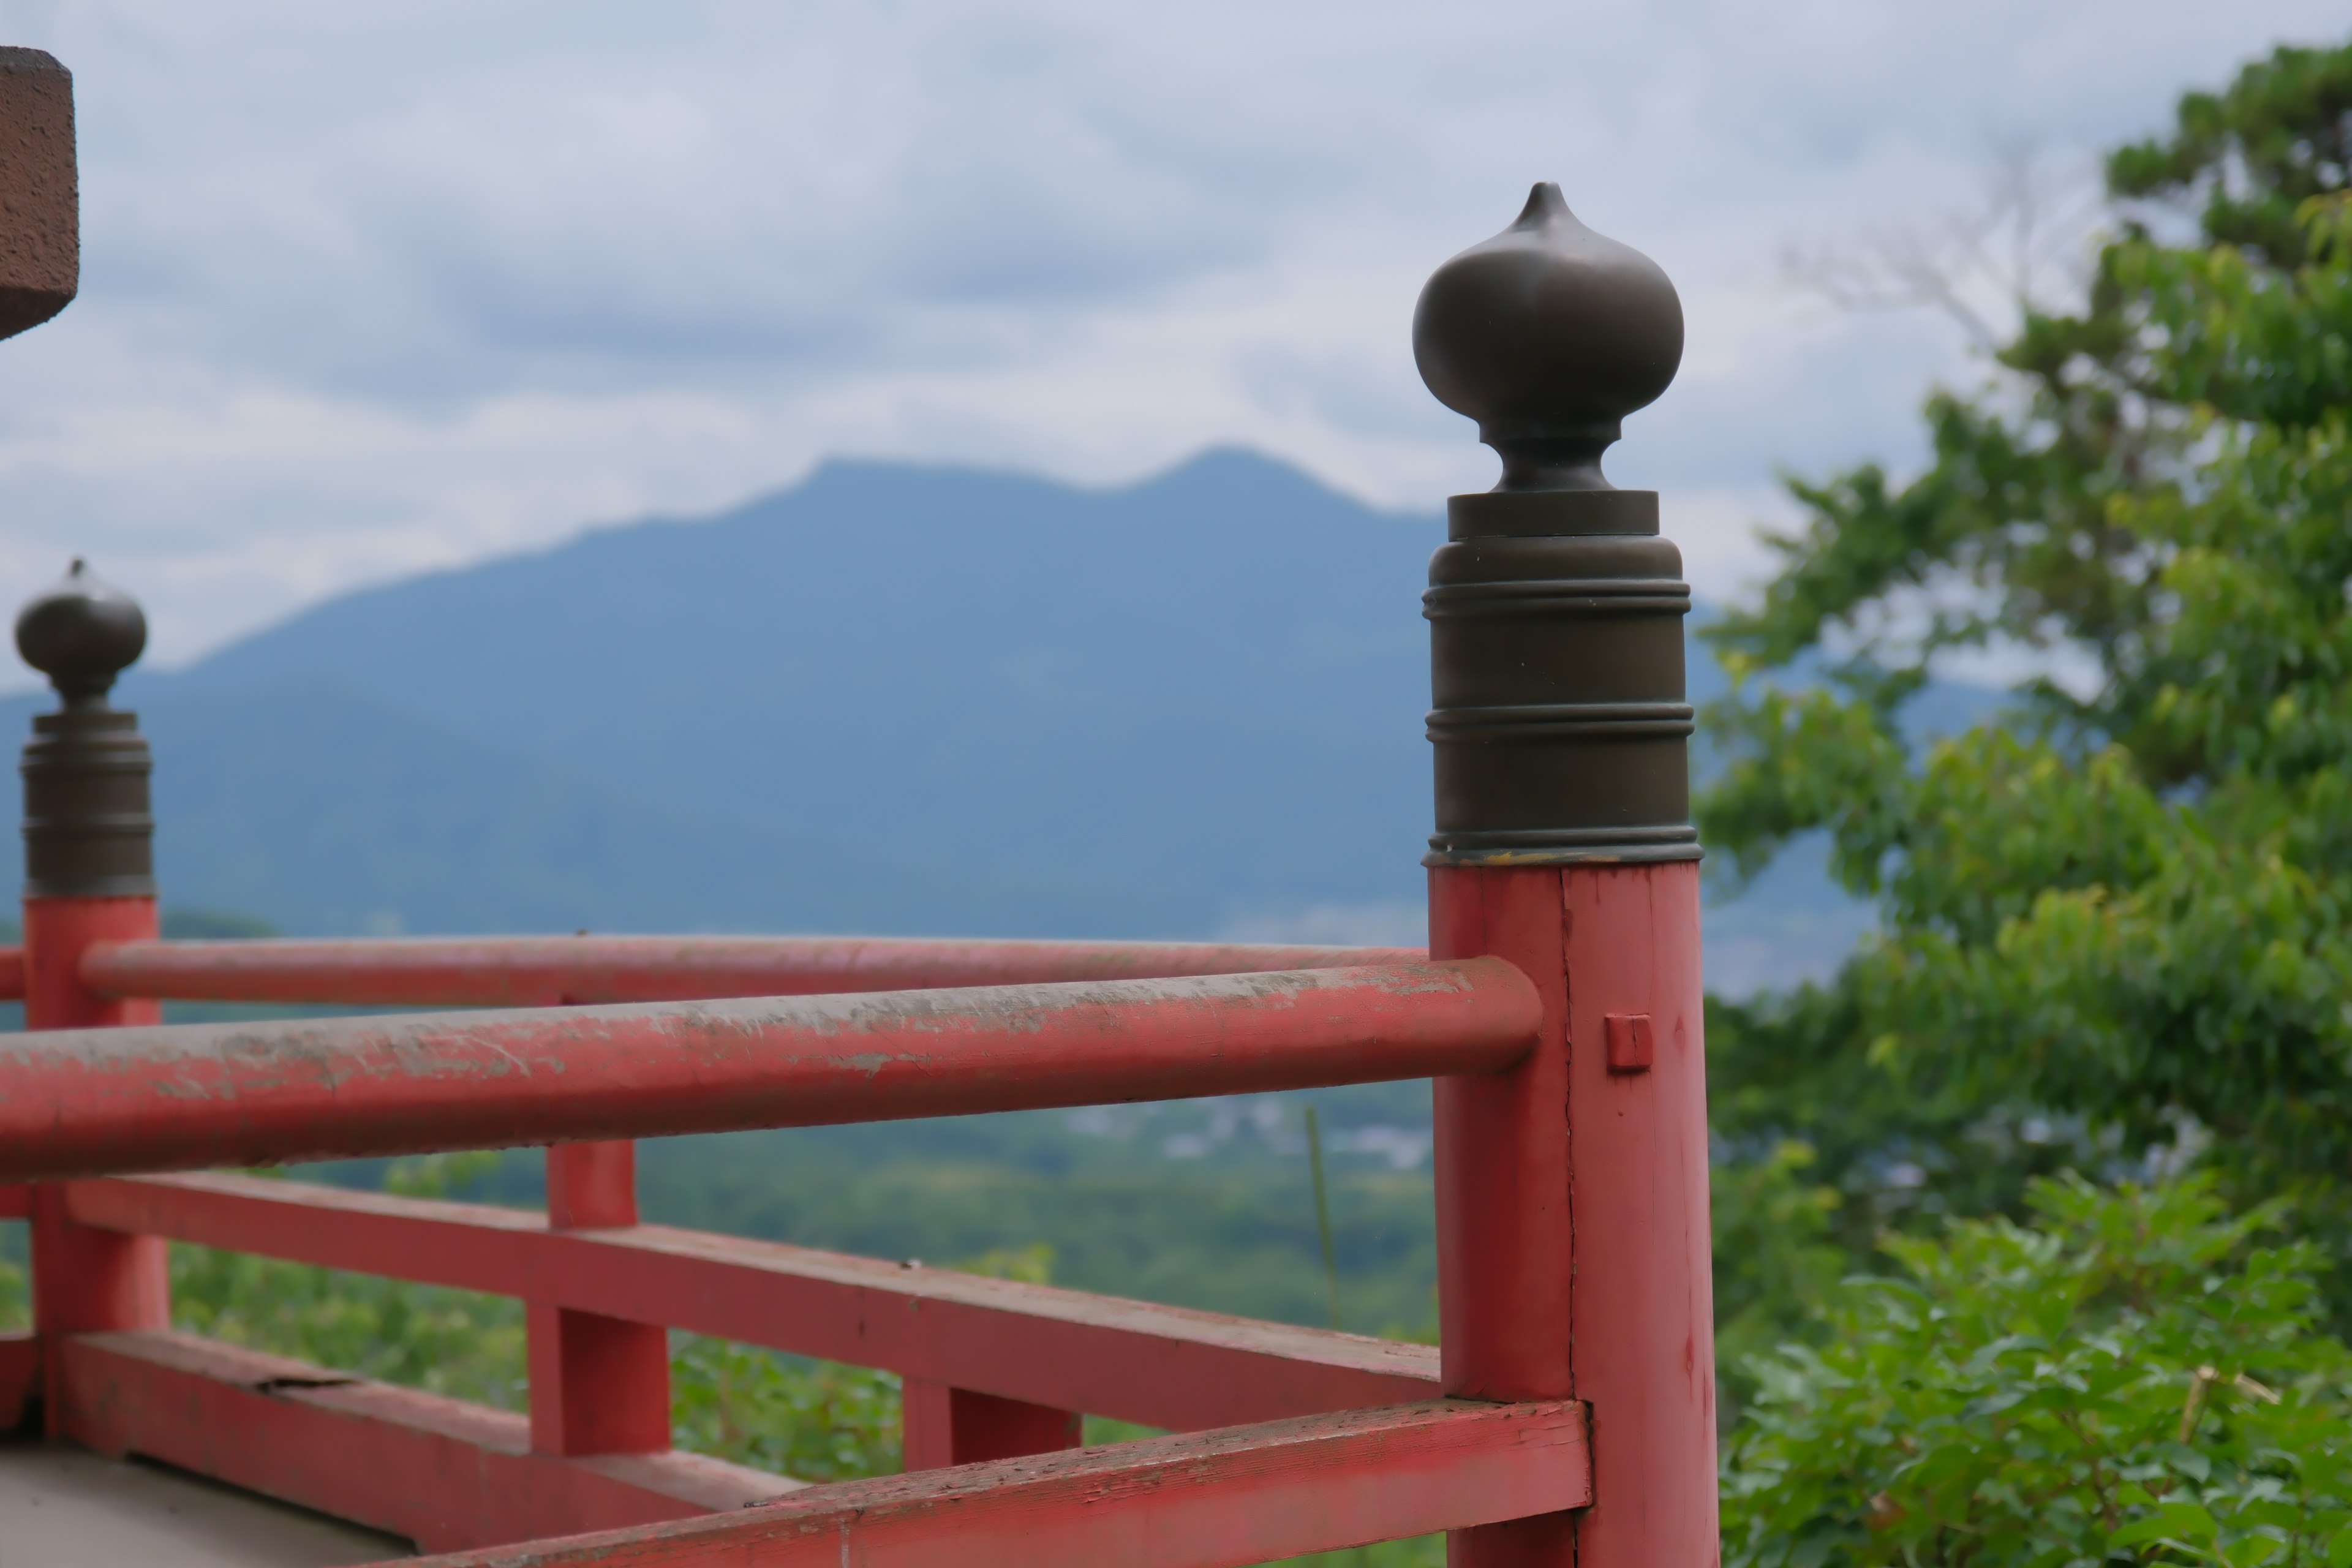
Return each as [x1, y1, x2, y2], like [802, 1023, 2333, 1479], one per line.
[1700, 41, 2352, 1268]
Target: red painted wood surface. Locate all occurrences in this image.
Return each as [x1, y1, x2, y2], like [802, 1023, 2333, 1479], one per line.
[902, 1379, 1082, 1470]
[56, 1329, 801, 1553]
[1430, 867, 1578, 1567]
[1562, 863, 1717, 1568]
[0, 1330, 36, 1433]
[68, 1172, 1441, 1431]
[532, 1142, 672, 1457]
[80, 934, 1427, 1006]
[0, 941, 21, 1001]
[547, 1141, 639, 1231]
[407, 1397, 1592, 1568]
[23, 897, 160, 1031]
[1429, 864, 1716, 1568]
[0, 959, 1538, 1182]
[23, 894, 170, 1439]
[0, 1184, 26, 1218]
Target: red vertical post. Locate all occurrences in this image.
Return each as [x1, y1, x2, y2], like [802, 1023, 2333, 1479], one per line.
[26, 895, 170, 1436]
[1431, 864, 1713, 1568]
[901, 1381, 1083, 1471]
[1430, 867, 1574, 1566]
[1416, 185, 1717, 1566]
[15, 562, 171, 1436]
[528, 1140, 673, 1456]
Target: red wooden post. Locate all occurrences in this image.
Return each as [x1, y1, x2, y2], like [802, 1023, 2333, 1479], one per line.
[15, 563, 172, 1436]
[902, 1380, 1082, 1470]
[1417, 184, 1717, 1567]
[529, 1140, 673, 1455]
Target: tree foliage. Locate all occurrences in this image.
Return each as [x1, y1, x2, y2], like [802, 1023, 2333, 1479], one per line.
[1725, 1177, 2352, 1568]
[1701, 40, 2352, 1214]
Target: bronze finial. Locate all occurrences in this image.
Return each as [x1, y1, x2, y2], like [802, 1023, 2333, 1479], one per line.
[1414, 182, 1684, 495]
[17, 558, 146, 709]
[17, 560, 154, 897]
[1417, 186, 1697, 866]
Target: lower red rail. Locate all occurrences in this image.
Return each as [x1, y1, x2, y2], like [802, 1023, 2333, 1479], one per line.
[77, 935, 1425, 1007]
[409, 1397, 1590, 1568]
[58, 1330, 801, 1550]
[69, 1172, 1438, 1432]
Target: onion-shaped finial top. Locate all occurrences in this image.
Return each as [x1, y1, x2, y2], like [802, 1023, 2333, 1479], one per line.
[1413, 183, 1684, 492]
[16, 559, 146, 707]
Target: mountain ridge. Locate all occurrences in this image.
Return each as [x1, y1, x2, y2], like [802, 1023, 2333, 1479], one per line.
[11, 449, 1887, 985]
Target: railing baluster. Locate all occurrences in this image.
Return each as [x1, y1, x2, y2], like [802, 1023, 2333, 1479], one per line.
[529, 1140, 672, 1457]
[901, 1380, 1082, 1470]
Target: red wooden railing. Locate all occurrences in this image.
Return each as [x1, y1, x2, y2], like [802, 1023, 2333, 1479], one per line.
[0, 171, 1719, 1567]
[0, 925, 1604, 1561]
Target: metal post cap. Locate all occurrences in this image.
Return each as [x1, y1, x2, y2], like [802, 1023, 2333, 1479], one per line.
[1412, 183, 1683, 493]
[1416, 186, 1697, 867]
[17, 559, 154, 897]
[17, 558, 146, 707]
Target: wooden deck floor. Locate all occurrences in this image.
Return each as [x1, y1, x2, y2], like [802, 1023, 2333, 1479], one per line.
[0, 1442, 409, 1566]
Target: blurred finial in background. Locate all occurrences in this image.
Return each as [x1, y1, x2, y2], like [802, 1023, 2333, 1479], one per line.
[17, 559, 154, 899]
[17, 559, 147, 710]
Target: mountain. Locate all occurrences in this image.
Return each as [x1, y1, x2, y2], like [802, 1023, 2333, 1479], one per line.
[6, 450, 1928, 981]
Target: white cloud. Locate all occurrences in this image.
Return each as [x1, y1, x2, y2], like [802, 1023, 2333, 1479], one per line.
[0, 0, 2340, 669]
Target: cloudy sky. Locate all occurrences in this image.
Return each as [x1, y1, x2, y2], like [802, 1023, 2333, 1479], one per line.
[0, 1, 2342, 673]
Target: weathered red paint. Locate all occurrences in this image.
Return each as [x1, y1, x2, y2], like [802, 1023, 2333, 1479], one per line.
[406, 1397, 1593, 1568]
[0, 942, 22, 1001]
[56, 1329, 801, 1553]
[0, 959, 1539, 1182]
[532, 1142, 673, 1458]
[79, 934, 1427, 1006]
[1430, 864, 1716, 1568]
[67, 1172, 1441, 1431]
[902, 1379, 1082, 1470]
[22, 893, 168, 1439]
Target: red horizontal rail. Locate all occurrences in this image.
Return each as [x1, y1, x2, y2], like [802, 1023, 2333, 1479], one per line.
[0, 942, 20, 1001]
[70, 1172, 1439, 1431]
[409, 1397, 1591, 1568]
[79, 935, 1426, 1007]
[0, 959, 1539, 1181]
[58, 1330, 799, 1553]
